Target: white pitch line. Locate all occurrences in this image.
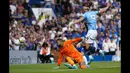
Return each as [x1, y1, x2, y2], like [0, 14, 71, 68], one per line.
[50, 65, 120, 72]
[99, 65, 120, 68]
[51, 69, 78, 72]
[88, 65, 120, 70]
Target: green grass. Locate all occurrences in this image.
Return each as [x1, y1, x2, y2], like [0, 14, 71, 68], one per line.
[10, 61, 120, 73]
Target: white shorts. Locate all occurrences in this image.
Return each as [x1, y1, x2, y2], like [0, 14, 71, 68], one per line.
[85, 30, 97, 44]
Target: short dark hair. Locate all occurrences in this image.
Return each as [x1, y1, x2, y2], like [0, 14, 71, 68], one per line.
[57, 39, 63, 42]
[42, 42, 48, 48]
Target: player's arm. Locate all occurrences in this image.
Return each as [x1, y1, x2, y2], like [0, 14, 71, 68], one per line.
[81, 48, 85, 56]
[54, 52, 63, 69]
[71, 38, 83, 43]
[73, 17, 84, 24]
[70, 17, 85, 26]
[70, 37, 84, 43]
[57, 52, 63, 66]
[69, 37, 86, 44]
[99, 2, 110, 13]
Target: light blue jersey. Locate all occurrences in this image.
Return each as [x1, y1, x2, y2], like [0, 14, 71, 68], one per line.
[83, 11, 99, 30]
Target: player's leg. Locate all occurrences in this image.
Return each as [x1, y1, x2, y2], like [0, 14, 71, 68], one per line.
[78, 57, 87, 69]
[66, 57, 75, 66]
[84, 30, 96, 65]
[92, 39, 105, 58]
[65, 57, 78, 69]
[83, 55, 90, 68]
[74, 54, 87, 69]
[87, 46, 95, 65]
[96, 48, 105, 58]
[90, 30, 104, 57]
[92, 41, 105, 59]
[83, 43, 94, 64]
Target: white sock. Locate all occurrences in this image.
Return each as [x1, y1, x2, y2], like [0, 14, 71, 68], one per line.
[50, 57, 54, 62]
[93, 40, 97, 50]
[99, 50, 103, 54]
[73, 64, 76, 66]
[89, 55, 93, 60]
[83, 55, 88, 65]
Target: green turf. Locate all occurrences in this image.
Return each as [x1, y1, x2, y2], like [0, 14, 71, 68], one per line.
[10, 61, 120, 73]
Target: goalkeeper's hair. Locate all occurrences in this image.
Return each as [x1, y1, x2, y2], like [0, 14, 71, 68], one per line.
[57, 39, 64, 43]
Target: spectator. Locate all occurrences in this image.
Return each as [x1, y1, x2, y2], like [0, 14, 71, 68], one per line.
[12, 34, 20, 50]
[81, 28, 87, 37]
[112, 0, 118, 7]
[70, 10, 76, 18]
[100, 0, 107, 8]
[106, 11, 113, 20]
[77, 9, 83, 17]
[31, 16, 37, 25]
[112, 6, 118, 14]
[112, 33, 118, 44]
[109, 39, 117, 55]
[75, 22, 82, 30]
[38, 42, 47, 63]
[22, 0, 29, 11]
[19, 36, 28, 50]
[97, 36, 104, 50]
[102, 37, 110, 55]
[57, 28, 63, 35]
[17, 2, 24, 14]
[62, 25, 68, 33]
[92, 0, 99, 9]
[9, 36, 14, 50]
[49, 28, 56, 40]
[44, 0, 52, 8]
[10, 1, 16, 15]
[44, 42, 54, 63]
[74, 31, 81, 38]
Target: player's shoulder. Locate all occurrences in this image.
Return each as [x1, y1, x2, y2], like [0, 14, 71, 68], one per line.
[83, 12, 89, 17]
[65, 40, 71, 44]
[89, 11, 96, 13]
[63, 40, 71, 48]
[86, 11, 95, 15]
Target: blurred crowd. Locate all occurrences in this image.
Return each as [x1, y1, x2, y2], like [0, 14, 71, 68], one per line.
[9, 0, 121, 55]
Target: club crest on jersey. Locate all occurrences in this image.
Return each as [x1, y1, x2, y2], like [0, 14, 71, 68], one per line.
[66, 44, 68, 47]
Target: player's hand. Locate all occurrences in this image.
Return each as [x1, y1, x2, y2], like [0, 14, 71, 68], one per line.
[53, 66, 60, 69]
[81, 37, 85, 41]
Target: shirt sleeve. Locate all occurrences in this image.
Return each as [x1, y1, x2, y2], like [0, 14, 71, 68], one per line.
[83, 13, 87, 19]
[57, 52, 63, 66]
[70, 38, 82, 43]
[94, 11, 99, 14]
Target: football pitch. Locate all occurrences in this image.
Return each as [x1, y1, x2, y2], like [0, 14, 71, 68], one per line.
[10, 61, 120, 73]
